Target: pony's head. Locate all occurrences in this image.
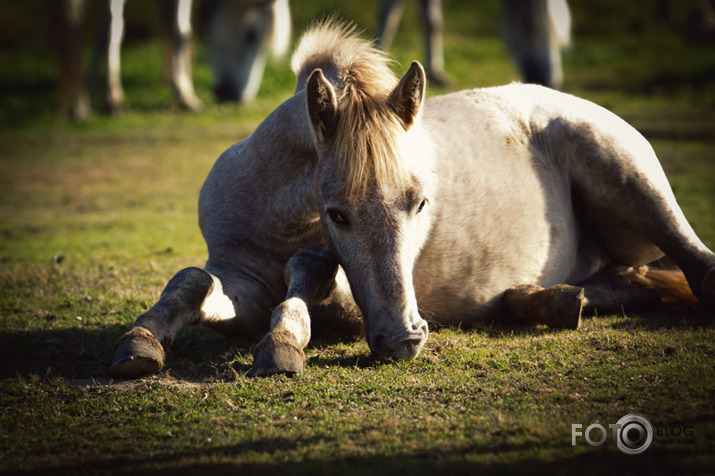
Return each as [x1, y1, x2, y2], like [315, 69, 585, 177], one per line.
[205, 0, 290, 103]
[305, 60, 434, 360]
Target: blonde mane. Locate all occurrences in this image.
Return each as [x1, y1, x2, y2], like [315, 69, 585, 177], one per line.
[292, 19, 410, 198]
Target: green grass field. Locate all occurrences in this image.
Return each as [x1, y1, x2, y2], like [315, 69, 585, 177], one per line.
[1, 0, 714, 474]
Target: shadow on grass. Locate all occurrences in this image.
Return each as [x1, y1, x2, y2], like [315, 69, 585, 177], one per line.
[471, 305, 715, 338]
[0, 325, 121, 381]
[306, 351, 380, 371]
[602, 307, 715, 331]
[0, 324, 255, 382]
[12, 419, 714, 475]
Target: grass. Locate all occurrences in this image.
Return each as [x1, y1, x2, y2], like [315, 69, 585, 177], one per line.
[3, 318, 714, 474]
[1, 0, 715, 474]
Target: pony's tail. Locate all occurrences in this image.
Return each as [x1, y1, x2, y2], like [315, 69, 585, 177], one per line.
[621, 266, 700, 308]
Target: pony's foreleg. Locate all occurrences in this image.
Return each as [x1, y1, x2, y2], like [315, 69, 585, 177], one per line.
[375, 0, 404, 50]
[49, 0, 92, 120]
[250, 247, 355, 377]
[159, 0, 204, 111]
[418, 0, 451, 87]
[109, 267, 238, 379]
[501, 284, 584, 329]
[106, 0, 126, 115]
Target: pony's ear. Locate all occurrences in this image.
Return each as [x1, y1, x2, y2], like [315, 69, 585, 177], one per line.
[389, 61, 426, 129]
[306, 69, 338, 144]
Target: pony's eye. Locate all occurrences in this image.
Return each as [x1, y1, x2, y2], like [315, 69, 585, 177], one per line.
[327, 209, 349, 226]
[416, 199, 426, 214]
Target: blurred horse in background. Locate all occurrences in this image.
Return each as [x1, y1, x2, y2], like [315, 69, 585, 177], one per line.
[376, 0, 571, 89]
[501, 0, 571, 89]
[49, 0, 291, 120]
[205, 0, 291, 103]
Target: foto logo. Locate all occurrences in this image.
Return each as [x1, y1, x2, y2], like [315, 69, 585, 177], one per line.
[571, 414, 653, 455]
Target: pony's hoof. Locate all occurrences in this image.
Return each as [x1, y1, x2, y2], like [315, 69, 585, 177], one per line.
[249, 329, 305, 378]
[109, 327, 165, 379]
[546, 285, 584, 330]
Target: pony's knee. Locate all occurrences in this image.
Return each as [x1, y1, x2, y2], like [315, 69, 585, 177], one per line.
[136, 267, 215, 334]
[160, 267, 215, 311]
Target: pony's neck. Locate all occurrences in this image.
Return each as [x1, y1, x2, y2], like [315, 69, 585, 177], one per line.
[248, 90, 323, 231]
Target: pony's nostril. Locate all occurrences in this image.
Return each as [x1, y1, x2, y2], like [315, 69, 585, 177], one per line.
[369, 333, 393, 359]
[401, 339, 422, 352]
[373, 334, 388, 355]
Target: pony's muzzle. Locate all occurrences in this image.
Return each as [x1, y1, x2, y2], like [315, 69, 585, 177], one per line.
[370, 320, 429, 361]
[215, 78, 245, 103]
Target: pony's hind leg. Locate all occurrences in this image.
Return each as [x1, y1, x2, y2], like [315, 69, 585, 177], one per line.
[502, 283, 584, 329]
[566, 119, 715, 308]
[579, 271, 662, 315]
[501, 271, 666, 328]
[250, 246, 362, 377]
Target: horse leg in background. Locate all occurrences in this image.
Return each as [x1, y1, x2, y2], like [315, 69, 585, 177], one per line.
[375, 0, 405, 51]
[417, 0, 451, 87]
[109, 266, 269, 378]
[157, 0, 203, 111]
[49, 0, 91, 120]
[376, 0, 451, 87]
[250, 247, 363, 377]
[500, 0, 570, 89]
[105, 0, 126, 115]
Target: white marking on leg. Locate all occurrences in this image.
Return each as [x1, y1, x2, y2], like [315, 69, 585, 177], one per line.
[548, 0, 571, 46]
[270, 0, 291, 58]
[200, 274, 236, 321]
[270, 297, 311, 348]
[108, 0, 126, 106]
[176, 0, 192, 36]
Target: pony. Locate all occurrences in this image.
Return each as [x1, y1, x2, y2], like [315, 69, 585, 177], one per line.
[50, 0, 290, 119]
[205, 0, 291, 103]
[109, 20, 715, 379]
[375, 0, 571, 89]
